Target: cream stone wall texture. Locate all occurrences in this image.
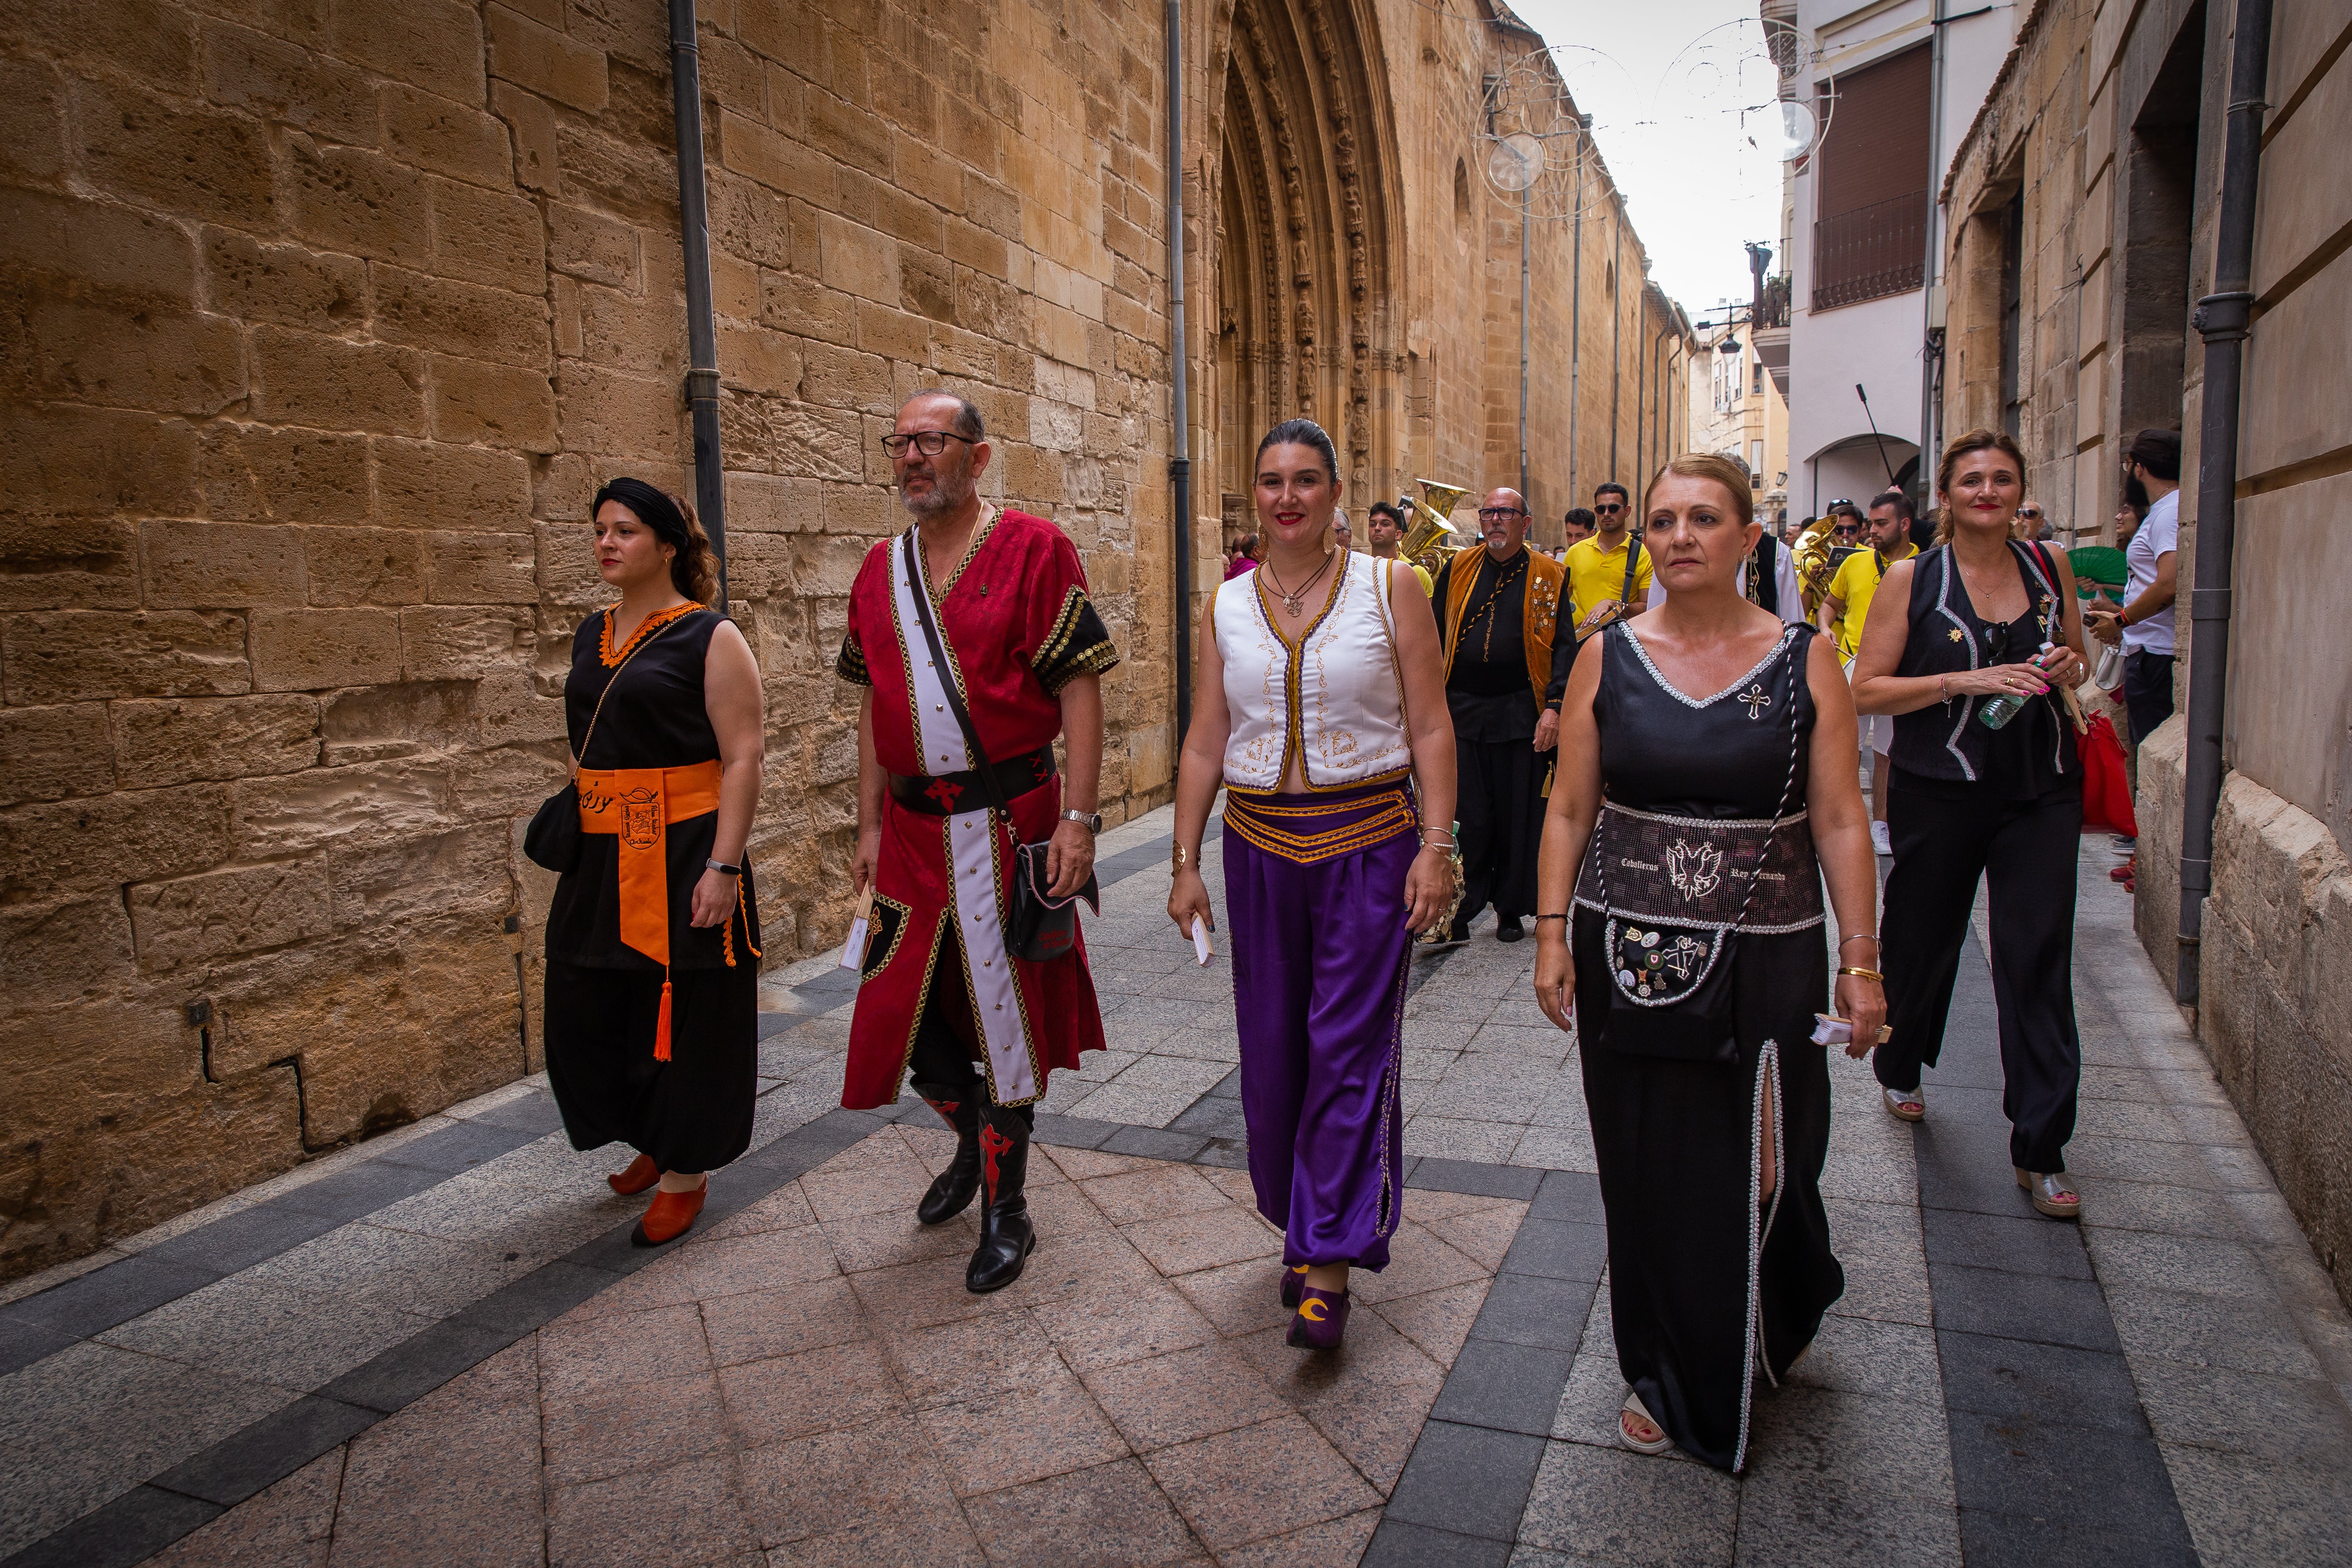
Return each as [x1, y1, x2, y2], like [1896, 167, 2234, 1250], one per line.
[1938, 0, 2352, 1304]
[0, 0, 1685, 1281]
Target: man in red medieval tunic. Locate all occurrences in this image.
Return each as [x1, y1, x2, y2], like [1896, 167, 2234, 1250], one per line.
[836, 390, 1118, 1292]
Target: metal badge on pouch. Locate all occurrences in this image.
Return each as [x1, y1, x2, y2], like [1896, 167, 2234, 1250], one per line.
[840, 884, 876, 970]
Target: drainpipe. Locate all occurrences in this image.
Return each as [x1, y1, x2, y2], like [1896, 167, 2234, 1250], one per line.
[668, 0, 728, 609]
[1166, 0, 1193, 745]
[1609, 206, 1623, 480]
[1519, 185, 1530, 509]
[2176, 0, 2274, 1005]
[1918, 0, 1946, 483]
[1567, 121, 1587, 505]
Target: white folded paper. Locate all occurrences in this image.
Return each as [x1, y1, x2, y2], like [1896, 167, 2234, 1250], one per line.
[1191, 915, 1213, 966]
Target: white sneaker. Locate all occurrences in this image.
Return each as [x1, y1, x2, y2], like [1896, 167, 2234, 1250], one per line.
[1870, 821, 1892, 857]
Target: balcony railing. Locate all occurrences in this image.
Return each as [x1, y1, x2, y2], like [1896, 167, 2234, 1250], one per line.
[1753, 273, 1791, 330]
[1812, 192, 1926, 311]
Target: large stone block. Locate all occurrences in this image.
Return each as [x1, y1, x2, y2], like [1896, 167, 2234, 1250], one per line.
[328, 822, 513, 929]
[232, 757, 453, 856]
[112, 694, 321, 790]
[548, 201, 641, 287]
[400, 605, 534, 680]
[201, 230, 368, 332]
[556, 362, 683, 457]
[75, 79, 274, 228]
[491, 81, 559, 192]
[0, 188, 197, 301]
[250, 327, 429, 435]
[305, 527, 430, 606]
[200, 14, 376, 145]
[286, 138, 432, 266]
[0, 782, 233, 900]
[248, 606, 404, 691]
[197, 424, 369, 525]
[320, 680, 474, 763]
[817, 212, 900, 304]
[425, 530, 538, 603]
[21, 296, 245, 417]
[137, 517, 309, 615]
[371, 264, 551, 369]
[487, 3, 609, 112]
[1, 610, 249, 704]
[0, 703, 113, 806]
[381, 81, 513, 186]
[371, 438, 534, 530]
[427, 177, 545, 293]
[430, 356, 560, 451]
[720, 109, 831, 201]
[129, 854, 335, 971]
[0, 890, 137, 1000]
[0, 515, 140, 613]
[327, 0, 485, 101]
[468, 668, 566, 749]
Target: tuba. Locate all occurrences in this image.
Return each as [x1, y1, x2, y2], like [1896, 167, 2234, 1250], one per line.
[1398, 479, 1470, 570]
[1790, 515, 1838, 619]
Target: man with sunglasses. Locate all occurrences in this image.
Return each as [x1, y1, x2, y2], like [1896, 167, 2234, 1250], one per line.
[836, 391, 1120, 1292]
[1560, 482, 1651, 638]
[1428, 487, 1564, 944]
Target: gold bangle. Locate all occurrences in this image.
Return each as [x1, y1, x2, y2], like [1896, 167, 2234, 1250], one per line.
[1170, 844, 1191, 871]
[1838, 965, 1884, 982]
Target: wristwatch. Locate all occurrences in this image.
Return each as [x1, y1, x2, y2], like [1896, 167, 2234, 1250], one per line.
[1060, 809, 1102, 834]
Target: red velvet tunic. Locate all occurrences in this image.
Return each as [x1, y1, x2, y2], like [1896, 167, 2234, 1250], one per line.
[835, 509, 1119, 1108]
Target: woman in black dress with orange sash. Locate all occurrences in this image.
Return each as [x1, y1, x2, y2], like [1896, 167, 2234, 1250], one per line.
[1534, 454, 1885, 1471]
[544, 478, 765, 1246]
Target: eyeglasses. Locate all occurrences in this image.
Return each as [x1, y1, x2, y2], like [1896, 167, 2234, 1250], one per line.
[1477, 507, 1527, 522]
[1594, 502, 1624, 514]
[880, 430, 977, 459]
[2017, 507, 2042, 519]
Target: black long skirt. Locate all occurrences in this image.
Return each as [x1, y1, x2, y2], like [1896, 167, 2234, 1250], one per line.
[1573, 911, 1845, 1471]
[544, 958, 758, 1174]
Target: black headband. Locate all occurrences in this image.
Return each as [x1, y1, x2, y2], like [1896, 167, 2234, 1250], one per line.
[591, 478, 690, 547]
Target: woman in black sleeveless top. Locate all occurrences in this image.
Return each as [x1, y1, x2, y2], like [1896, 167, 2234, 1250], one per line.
[1852, 430, 2091, 1220]
[1535, 455, 1884, 1471]
[544, 479, 765, 1247]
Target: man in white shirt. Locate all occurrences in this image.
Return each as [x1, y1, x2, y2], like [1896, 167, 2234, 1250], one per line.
[2087, 429, 2180, 752]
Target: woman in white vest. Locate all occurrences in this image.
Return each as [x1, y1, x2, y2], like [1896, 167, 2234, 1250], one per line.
[1167, 419, 1458, 1350]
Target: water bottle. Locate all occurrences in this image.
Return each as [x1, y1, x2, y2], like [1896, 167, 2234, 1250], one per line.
[1977, 640, 2052, 730]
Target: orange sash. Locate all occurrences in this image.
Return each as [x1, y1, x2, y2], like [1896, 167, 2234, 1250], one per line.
[578, 759, 724, 1060]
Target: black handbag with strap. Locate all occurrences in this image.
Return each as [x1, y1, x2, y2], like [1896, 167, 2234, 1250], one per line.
[524, 608, 694, 875]
[900, 530, 1098, 962]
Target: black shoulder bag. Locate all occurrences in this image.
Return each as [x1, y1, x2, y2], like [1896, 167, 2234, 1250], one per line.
[523, 609, 693, 875]
[901, 531, 1099, 962]
[1588, 633, 1804, 1060]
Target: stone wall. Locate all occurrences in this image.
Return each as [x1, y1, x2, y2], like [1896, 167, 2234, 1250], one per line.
[0, 0, 1174, 1283]
[1940, 0, 2352, 1305]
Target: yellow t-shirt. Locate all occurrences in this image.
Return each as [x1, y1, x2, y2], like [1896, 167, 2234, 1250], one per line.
[1563, 536, 1652, 630]
[1826, 544, 1916, 661]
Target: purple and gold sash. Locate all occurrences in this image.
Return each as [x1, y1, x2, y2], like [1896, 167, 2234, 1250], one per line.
[1221, 778, 1418, 866]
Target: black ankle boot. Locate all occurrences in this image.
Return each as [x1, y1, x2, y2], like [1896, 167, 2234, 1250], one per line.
[911, 1080, 983, 1225]
[965, 1102, 1037, 1294]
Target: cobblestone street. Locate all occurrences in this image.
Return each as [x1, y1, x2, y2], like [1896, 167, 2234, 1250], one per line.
[4, 806, 2348, 1568]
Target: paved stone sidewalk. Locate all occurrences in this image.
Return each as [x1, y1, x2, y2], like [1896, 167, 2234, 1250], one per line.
[2, 805, 2349, 1566]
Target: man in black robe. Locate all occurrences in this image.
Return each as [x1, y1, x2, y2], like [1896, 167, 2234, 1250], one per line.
[1429, 487, 1564, 945]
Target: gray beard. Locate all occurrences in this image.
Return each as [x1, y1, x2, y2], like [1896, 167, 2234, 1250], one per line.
[900, 476, 972, 518]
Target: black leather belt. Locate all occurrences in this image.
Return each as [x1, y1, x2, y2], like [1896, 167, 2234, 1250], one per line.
[887, 746, 1057, 816]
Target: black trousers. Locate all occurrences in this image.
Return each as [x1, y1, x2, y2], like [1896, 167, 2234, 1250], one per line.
[2123, 650, 2174, 750]
[1453, 736, 1545, 929]
[907, 934, 1032, 1125]
[1875, 776, 2084, 1171]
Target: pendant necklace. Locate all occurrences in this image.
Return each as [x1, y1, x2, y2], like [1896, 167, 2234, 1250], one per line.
[1260, 546, 1336, 617]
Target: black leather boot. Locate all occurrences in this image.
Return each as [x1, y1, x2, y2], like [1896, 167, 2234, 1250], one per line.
[965, 1102, 1037, 1293]
[911, 1079, 983, 1225]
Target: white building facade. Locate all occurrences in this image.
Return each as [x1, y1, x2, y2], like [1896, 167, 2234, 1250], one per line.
[1771, 0, 2018, 516]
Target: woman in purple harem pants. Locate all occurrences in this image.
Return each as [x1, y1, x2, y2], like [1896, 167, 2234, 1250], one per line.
[1168, 419, 1458, 1350]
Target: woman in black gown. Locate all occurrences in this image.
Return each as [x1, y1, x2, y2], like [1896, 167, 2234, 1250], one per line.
[1533, 454, 1885, 1471]
[543, 478, 765, 1247]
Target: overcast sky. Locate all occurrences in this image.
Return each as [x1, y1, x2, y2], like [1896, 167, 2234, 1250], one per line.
[1500, 0, 1785, 325]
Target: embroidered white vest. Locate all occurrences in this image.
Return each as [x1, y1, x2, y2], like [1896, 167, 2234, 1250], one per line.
[1215, 552, 1411, 790]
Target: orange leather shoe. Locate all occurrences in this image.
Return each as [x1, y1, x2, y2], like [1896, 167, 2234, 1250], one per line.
[632, 1180, 706, 1246]
[608, 1154, 659, 1196]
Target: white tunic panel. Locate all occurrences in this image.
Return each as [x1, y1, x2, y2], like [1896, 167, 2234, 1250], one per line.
[1215, 551, 1411, 790]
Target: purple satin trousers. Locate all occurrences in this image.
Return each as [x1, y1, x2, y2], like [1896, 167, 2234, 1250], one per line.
[1221, 782, 1416, 1271]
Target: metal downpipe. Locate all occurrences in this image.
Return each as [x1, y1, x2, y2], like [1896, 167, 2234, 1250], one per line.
[2175, 0, 2274, 1004]
[1166, 0, 1192, 745]
[668, 0, 728, 609]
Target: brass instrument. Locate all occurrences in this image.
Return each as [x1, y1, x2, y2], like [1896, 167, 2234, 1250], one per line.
[1791, 514, 1838, 619]
[1398, 479, 1470, 571]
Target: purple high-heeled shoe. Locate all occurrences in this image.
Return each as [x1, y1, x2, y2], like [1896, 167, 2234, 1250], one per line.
[1280, 1264, 1308, 1309]
[1287, 1285, 1349, 1349]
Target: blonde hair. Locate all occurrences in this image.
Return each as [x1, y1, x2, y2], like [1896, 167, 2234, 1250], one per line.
[1641, 453, 1755, 531]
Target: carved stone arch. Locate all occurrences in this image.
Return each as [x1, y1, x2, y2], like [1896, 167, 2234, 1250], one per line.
[1205, 0, 1402, 537]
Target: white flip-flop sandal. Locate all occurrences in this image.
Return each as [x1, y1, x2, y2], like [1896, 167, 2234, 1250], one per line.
[1619, 1391, 1674, 1455]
